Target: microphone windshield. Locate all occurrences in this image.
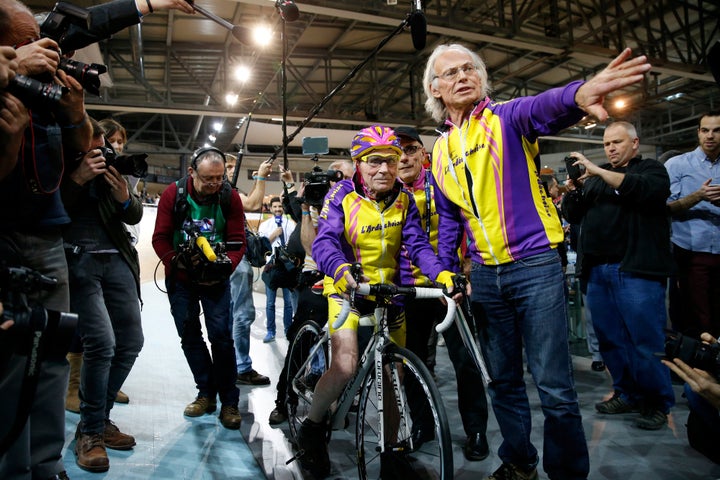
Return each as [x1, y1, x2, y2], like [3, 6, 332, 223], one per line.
[409, 11, 427, 51]
[276, 0, 299, 22]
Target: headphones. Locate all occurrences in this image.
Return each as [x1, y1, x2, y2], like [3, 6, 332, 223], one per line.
[190, 146, 226, 170]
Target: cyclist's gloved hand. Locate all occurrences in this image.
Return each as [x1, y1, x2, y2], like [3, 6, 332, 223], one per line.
[436, 270, 456, 294]
[333, 263, 354, 295]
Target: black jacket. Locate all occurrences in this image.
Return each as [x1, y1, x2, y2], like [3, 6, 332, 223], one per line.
[562, 156, 674, 278]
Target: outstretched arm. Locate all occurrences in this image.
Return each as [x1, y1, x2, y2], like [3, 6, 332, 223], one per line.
[574, 48, 652, 121]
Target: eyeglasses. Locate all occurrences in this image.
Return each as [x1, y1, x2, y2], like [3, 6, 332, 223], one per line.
[435, 63, 477, 81]
[402, 145, 422, 155]
[195, 172, 226, 186]
[359, 153, 400, 169]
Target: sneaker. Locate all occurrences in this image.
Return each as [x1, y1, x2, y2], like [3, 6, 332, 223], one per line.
[103, 419, 136, 450]
[635, 408, 667, 430]
[263, 333, 276, 343]
[115, 390, 130, 404]
[595, 392, 639, 414]
[464, 432, 490, 461]
[236, 369, 271, 386]
[269, 405, 288, 425]
[74, 432, 109, 473]
[591, 361, 606, 372]
[184, 396, 217, 417]
[296, 419, 330, 477]
[485, 463, 539, 480]
[219, 405, 242, 429]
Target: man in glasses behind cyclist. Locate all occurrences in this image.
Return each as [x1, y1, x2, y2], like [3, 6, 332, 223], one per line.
[296, 125, 457, 478]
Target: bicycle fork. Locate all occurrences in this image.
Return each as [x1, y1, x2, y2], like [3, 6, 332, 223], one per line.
[374, 308, 412, 454]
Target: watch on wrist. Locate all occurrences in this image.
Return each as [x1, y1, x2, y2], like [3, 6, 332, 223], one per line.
[284, 182, 296, 189]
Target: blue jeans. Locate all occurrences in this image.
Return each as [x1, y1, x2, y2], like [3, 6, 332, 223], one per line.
[69, 253, 144, 434]
[586, 263, 674, 412]
[265, 285, 294, 336]
[470, 250, 589, 480]
[230, 257, 256, 374]
[166, 280, 239, 406]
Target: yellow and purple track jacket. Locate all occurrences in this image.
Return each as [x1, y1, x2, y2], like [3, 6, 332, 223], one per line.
[432, 82, 585, 270]
[314, 174, 445, 294]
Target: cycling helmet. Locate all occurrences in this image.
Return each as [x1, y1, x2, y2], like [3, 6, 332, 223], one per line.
[350, 125, 402, 159]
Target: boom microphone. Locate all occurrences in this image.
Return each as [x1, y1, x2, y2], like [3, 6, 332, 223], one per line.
[408, 0, 427, 51]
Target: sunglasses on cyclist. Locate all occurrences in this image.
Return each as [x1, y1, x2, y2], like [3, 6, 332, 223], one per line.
[359, 153, 400, 168]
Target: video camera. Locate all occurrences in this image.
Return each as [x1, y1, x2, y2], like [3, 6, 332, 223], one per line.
[665, 330, 720, 379]
[99, 146, 149, 178]
[177, 221, 238, 285]
[40, 2, 108, 96]
[0, 265, 78, 366]
[298, 136, 343, 208]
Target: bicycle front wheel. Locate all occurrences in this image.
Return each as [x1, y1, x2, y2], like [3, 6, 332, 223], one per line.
[285, 320, 327, 443]
[356, 343, 453, 480]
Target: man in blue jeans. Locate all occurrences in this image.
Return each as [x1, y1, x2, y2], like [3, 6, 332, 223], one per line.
[424, 43, 651, 480]
[226, 156, 271, 386]
[258, 197, 296, 343]
[562, 122, 675, 430]
[152, 147, 246, 430]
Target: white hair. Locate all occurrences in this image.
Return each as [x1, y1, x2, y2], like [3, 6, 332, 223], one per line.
[422, 44, 491, 123]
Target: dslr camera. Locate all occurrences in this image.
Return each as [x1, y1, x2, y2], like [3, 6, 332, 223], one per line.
[39, 2, 108, 96]
[0, 265, 78, 366]
[664, 330, 720, 379]
[99, 146, 149, 178]
[6, 74, 67, 110]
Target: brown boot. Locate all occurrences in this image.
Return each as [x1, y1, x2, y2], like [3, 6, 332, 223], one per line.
[115, 390, 130, 404]
[74, 432, 109, 472]
[103, 419, 136, 450]
[65, 352, 82, 414]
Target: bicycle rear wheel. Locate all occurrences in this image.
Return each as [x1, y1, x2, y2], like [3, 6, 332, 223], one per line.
[356, 343, 453, 480]
[285, 320, 327, 443]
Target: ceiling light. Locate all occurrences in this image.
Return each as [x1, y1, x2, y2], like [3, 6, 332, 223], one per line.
[225, 93, 239, 106]
[213, 122, 223, 133]
[208, 134, 217, 143]
[665, 92, 685, 101]
[234, 65, 251, 82]
[614, 99, 626, 109]
[253, 25, 273, 46]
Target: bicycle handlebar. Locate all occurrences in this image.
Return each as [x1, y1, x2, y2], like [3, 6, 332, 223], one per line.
[332, 284, 456, 331]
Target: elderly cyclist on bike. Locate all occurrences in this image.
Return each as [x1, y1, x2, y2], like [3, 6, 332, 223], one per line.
[295, 125, 457, 477]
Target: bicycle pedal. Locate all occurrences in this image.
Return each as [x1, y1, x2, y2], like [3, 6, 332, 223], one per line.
[285, 449, 305, 465]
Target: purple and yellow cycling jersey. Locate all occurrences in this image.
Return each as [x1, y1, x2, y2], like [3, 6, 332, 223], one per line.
[432, 82, 585, 269]
[313, 175, 444, 295]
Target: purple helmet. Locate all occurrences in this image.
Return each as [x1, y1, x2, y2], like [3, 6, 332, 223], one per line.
[350, 125, 402, 159]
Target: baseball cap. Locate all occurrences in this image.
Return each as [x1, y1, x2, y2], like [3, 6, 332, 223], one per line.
[394, 126, 423, 146]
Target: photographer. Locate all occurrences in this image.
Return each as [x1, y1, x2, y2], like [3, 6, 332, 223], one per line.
[0, 1, 92, 479]
[663, 332, 720, 463]
[152, 147, 246, 430]
[0, 46, 22, 181]
[562, 122, 675, 430]
[60, 117, 143, 473]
